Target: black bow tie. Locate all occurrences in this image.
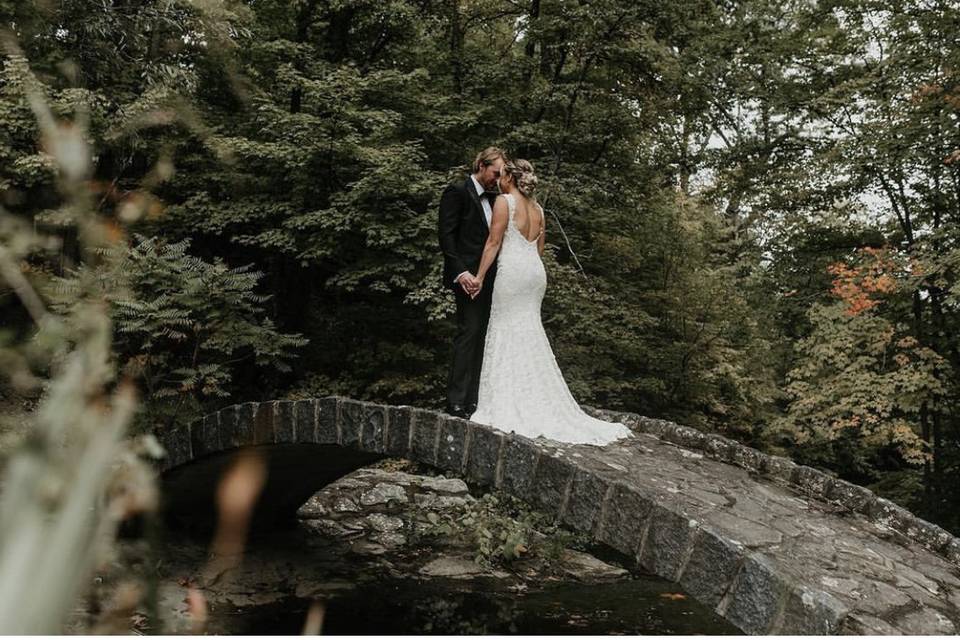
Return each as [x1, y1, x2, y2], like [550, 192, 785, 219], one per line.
[482, 190, 499, 199]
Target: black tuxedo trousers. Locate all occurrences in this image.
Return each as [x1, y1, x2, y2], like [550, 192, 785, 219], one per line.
[438, 178, 498, 408]
[448, 279, 494, 408]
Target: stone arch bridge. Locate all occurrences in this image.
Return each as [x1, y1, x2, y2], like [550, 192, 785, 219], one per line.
[158, 396, 960, 635]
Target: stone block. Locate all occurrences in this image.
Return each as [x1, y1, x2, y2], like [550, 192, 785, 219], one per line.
[724, 553, 789, 635]
[338, 398, 364, 447]
[294, 399, 317, 443]
[436, 416, 469, 473]
[703, 434, 737, 462]
[275, 400, 296, 443]
[317, 397, 338, 443]
[189, 416, 208, 459]
[597, 483, 653, 556]
[409, 408, 441, 464]
[945, 538, 960, 565]
[638, 504, 699, 581]
[679, 528, 744, 608]
[385, 406, 412, 456]
[562, 470, 612, 535]
[780, 586, 849, 635]
[867, 497, 909, 530]
[233, 402, 257, 445]
[581, 405, 619, 422]
[219, 405, 241, 449]
[196, 412, 220, 456]
[635, 417, 671, 438]
[531, 453, 577, 520]
[791, 465, 833, 497]
[499, 436, 541, 503]
[730, 445, 766, 474]
[902, 516, 953, 553]
[615, 411, 643, 431]
[253, 401, 276, 444]
[826, 478, 875, 513]
[161, 423, 192, 469]
[763, 455, 797, 484]
[605, 409, 630, 422]
[663, 424, 708, 450]
[465, 424, 503, 487]
[360, 403, 388, 453]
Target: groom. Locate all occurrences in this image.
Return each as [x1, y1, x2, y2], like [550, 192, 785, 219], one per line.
[438, 146, 506, 418]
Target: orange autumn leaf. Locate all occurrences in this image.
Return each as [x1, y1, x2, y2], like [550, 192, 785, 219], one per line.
[872, 274, 896, 293]
[828, 247, 900, 316]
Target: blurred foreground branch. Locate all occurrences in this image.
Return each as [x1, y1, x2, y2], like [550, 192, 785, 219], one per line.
[0, 40, 158, 634]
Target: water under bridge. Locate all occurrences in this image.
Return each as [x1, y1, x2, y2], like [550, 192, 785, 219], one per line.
[157, 396, 960, 635]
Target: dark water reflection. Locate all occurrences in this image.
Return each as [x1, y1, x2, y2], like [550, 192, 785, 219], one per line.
[215, 574, 741, 635]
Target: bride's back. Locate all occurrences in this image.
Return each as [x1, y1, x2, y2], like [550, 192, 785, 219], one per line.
[510, 192, 542, 242]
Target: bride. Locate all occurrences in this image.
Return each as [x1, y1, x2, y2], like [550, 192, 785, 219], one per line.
[468, 159, 632, 446]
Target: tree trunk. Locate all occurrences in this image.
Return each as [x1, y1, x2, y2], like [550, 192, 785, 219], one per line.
[289, 0, 320, 113]
[523, 0, 540, 82]
[448, 0, 464, 93]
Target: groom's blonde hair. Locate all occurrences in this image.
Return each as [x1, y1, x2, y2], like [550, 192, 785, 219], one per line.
[473, 146, 507, 173]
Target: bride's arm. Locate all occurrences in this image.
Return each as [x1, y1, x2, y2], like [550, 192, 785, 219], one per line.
[474, 196, 509, 294]
[537, 203, 545, 256]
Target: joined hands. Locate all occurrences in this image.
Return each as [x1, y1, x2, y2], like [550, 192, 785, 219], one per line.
[459, 273, 483, 299]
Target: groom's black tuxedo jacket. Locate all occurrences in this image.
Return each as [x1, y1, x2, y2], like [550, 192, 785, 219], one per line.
[438, 177, 498, 290]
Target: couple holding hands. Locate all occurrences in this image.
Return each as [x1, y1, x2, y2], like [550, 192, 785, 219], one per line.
[437, 147, 630, 446]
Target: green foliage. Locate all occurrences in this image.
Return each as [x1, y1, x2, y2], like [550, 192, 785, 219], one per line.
[775, 301, 948, 472]
[683, 0, 960, 525]
[47, 235, 307, 427]
[1, 0, 784, 427]
[416, 492, 587, 569]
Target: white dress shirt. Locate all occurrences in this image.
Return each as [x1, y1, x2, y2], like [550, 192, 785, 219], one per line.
[456, 176, 493, 285]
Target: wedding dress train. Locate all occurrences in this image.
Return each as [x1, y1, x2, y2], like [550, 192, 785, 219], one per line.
[469, 194, 632, 446]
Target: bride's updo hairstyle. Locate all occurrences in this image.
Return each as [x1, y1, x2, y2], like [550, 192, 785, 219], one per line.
[505, 159, 538, 199]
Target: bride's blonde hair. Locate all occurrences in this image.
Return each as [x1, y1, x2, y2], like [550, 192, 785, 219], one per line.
[504, 159, 538, 199]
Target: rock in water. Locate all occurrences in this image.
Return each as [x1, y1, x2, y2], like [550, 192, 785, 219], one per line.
[350, 540, 388, 556]
[419, 557, 508, 579]
[558, 549, 629, 582]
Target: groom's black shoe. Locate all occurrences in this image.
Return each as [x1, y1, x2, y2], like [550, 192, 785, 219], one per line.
[465, 403, 477, 417]
[446, 404, 469, 418]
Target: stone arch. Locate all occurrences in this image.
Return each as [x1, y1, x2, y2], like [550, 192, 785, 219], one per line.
[156, 396, 812, 634]
[158, 396, 960, 635]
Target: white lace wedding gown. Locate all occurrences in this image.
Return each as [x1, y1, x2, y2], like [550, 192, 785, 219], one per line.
[469, 193, 633, 445]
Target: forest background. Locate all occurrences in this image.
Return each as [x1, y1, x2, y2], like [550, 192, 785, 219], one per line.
[1, 0, 959, 536]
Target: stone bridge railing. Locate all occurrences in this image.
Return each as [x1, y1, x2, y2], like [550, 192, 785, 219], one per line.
[157, 396, 960, 635]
